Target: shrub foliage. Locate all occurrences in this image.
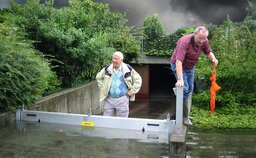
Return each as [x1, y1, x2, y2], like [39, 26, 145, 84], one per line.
[11, 0, 140, 87]
[0, 23, 59, 112]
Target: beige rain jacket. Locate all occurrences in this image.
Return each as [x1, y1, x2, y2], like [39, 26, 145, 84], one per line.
[96, 62, 142, 102]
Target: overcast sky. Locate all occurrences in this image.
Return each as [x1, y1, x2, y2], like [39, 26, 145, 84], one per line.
[93, 0, 256, 34]
[1, 0, 256, 34]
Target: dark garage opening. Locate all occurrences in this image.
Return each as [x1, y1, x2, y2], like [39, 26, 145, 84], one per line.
[150, 64, 176, 99]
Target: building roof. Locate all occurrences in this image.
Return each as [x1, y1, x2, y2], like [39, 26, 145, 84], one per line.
[133, 53, 170, 64]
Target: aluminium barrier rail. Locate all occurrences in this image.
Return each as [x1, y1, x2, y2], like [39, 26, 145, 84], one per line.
[16, 86, 186, 143]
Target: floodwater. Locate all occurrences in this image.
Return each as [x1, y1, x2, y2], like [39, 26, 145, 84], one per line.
[0, 122, 171, 158]
[186, 130, 256, 158]
[0, 98, 256, 158]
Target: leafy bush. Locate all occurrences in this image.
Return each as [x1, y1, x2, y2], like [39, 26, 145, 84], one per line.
[10, 0, 140, 87]
[196, 18, 256, 94]
[0, 23, 59, 112]
[244, 1, 256, 32]
[192, 90, 256, 129]
[143, 14, 170, 56]
[191, 103, 256, 129]
[142, 17, 195, 57]
[192, 91, 210, 108]
[193, 90, 255, 108]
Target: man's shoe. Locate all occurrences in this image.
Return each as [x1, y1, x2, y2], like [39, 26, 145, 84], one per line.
[183, 118, 193, 126]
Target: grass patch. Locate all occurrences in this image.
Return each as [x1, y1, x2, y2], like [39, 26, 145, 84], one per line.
[190, 103, 256, 130]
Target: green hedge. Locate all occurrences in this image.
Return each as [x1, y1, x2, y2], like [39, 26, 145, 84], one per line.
[10, 0, 140, 87]
[0, 23, 59, 112]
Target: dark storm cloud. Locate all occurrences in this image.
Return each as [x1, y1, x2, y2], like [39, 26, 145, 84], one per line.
[94, 0, 256, 34]
[0, 0, 69, 8]
[169, 0, 256, 24]
[93, 0, 204, 34]
[0, 0, 11, 8]
[1, 0, 256, 34]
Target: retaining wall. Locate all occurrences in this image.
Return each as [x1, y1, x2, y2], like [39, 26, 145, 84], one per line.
[0, 81, 101, 127]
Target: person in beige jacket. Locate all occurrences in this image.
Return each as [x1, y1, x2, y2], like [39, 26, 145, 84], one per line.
[96, 51, 142, 117]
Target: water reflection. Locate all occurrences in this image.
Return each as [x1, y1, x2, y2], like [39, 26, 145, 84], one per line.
[0, 121, 173, 158]
[132, 99, 256, 157]
[186, 130, 256, 158]
[129, 98, 176, 119]
[1, 98, 256, 157]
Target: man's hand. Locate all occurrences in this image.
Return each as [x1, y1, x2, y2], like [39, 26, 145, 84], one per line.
[212, 58, 218, 67]
[207, 52, 218, 67]
[175, 79, 184, 87]
[127, 91, 133, 97]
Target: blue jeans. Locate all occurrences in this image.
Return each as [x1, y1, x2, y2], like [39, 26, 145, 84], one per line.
[170, 63, 194, 100]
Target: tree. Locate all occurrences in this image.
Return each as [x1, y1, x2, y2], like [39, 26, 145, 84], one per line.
[243, 1, 256, 32]
[10, 0, 140, 87]
[143, 14, 167, 56]
[169, 27, 195, 53]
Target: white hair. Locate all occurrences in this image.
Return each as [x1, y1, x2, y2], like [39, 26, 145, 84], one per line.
[113, 51, 124, 60]
[195, 26, 209, 37]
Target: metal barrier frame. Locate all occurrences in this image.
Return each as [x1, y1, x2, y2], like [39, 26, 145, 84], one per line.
[16, 86, 186, 143]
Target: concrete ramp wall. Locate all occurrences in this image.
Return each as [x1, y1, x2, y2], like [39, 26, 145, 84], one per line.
[30, 81, 101, 115]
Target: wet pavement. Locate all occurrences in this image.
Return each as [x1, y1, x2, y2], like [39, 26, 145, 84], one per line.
[129, 98, 176, 120]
